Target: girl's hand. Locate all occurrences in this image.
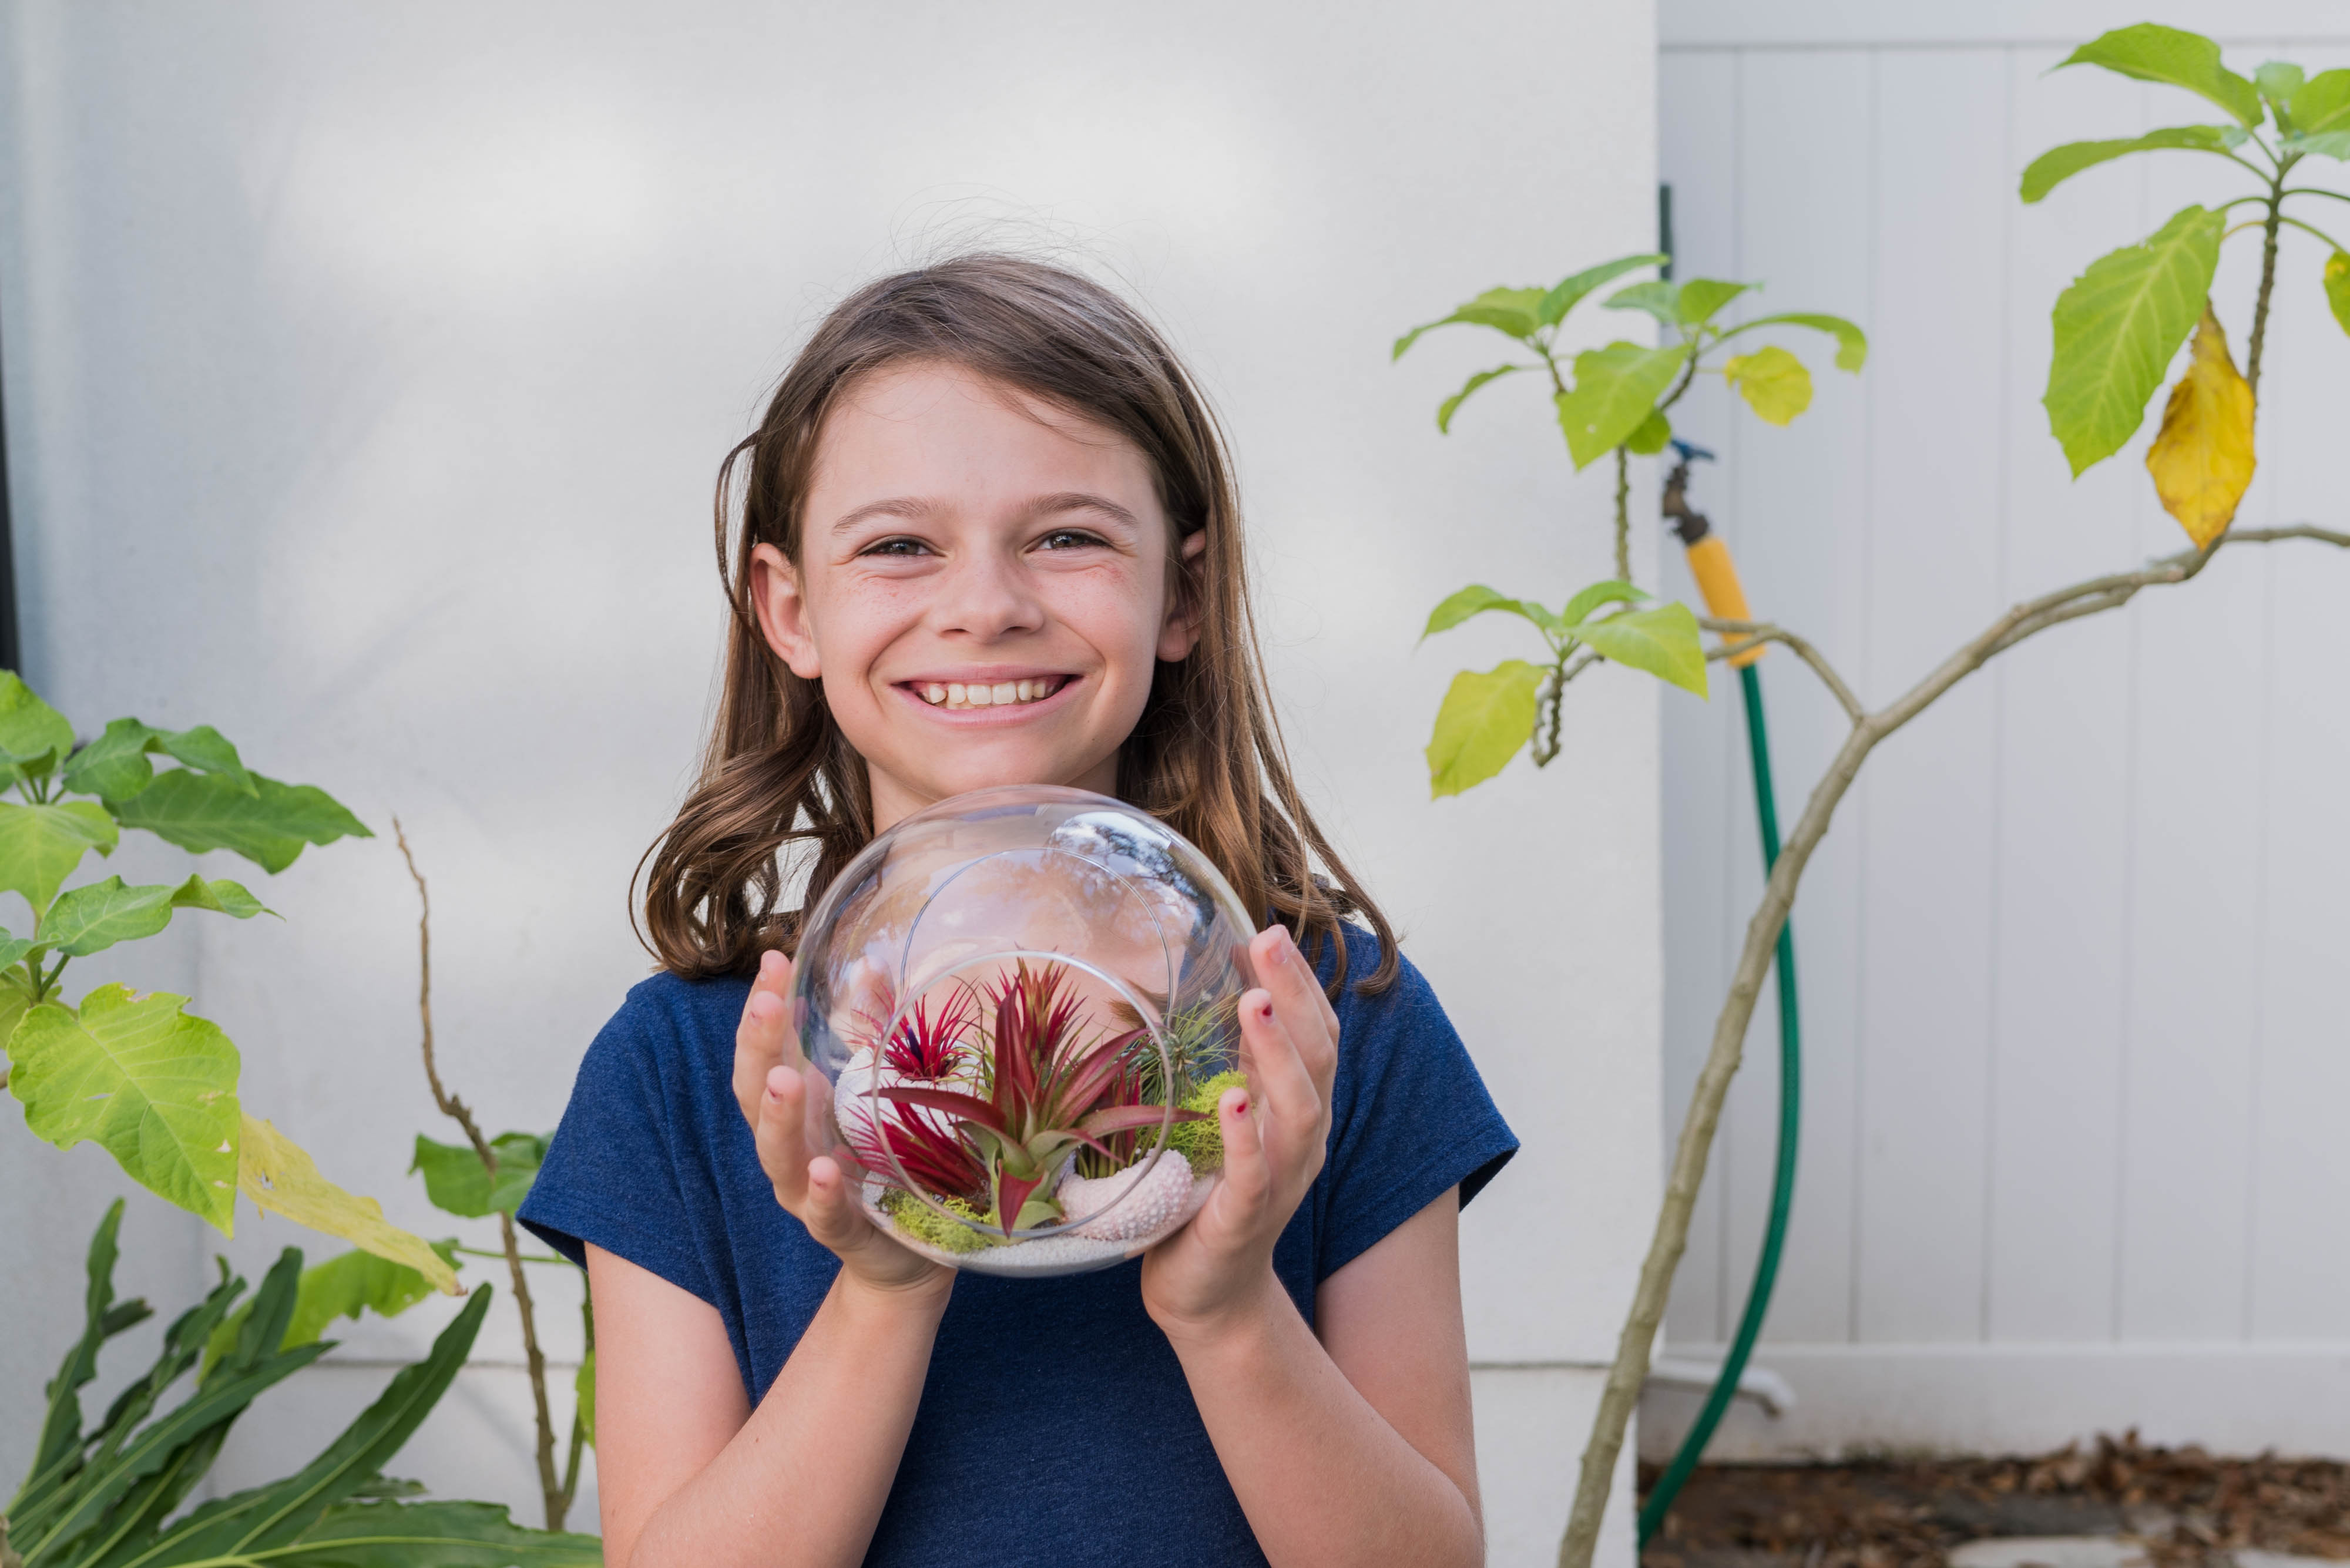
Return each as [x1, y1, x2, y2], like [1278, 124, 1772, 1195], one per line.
[1139, 924, 1340, 1342]
[731, 949, 953, 1299]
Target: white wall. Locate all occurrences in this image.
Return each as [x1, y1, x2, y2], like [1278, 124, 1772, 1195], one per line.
[0, 2, 1660, 1561]
[1648, 0, 2350, 1461]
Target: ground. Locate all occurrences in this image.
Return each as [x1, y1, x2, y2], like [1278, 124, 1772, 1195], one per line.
[1641, 1434, 2350, 1568]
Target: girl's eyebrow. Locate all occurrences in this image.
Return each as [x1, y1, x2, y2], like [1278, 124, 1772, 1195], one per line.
[827, 492, 1141, 533]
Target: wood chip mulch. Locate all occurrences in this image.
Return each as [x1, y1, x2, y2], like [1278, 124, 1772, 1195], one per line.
[1640, 1432, 2350, 1568]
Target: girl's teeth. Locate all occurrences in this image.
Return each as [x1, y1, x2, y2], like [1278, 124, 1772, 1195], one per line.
[926, 677, 1064, 710]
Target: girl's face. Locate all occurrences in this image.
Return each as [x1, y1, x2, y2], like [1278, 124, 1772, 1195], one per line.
[751, 360, 1203, 830]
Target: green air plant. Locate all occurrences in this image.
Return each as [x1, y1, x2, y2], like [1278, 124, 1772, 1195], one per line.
[0, 1200, 600, 1568]
[1394, 259, 1865, 796]
[0, 672, 454, 1293]
[1428, 25, 2350, 1568]
[875, 960, 1207, 1236]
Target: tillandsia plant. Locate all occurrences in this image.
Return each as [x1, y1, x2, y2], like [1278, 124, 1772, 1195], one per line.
[874, 961, 1206, 1237]
[394, 827, 595, 1534]
[1448, 25, 2350, 1568]
[0, 672, 454, 1294]
[1394, 258, 1866, 796]
[0, 1200, 599, 1568]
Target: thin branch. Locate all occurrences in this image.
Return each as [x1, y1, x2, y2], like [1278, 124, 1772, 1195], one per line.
[1697, 619, 1865, 725]
[395, 818, 571, 1532]
[392, 820, 497, 1171]
[1556, 521, 2349, 1568]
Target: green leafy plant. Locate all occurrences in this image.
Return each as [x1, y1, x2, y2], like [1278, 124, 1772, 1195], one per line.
[873, 961, 1206, 1236]
[1395, 260, 1865, 795]
[394, 827, 593, 1533]
[0, 674, 452, 1293]
[2024, 22, 2350, 538]
[1484, 26, 2350, 1568]
[0, 1200, 599, 1567]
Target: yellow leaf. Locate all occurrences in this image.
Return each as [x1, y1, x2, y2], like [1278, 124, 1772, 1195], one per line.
[2144, 304, 2255, 547]
[1723, 345, 1813, 426]
[239, 1113, 462, 1294]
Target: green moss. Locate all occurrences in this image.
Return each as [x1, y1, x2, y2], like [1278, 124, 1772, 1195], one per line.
[1165, 1070, 1249, 1170]
[882, 1188, 991, 1254]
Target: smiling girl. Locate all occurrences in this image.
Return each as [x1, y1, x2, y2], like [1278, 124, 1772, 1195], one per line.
[518, 255, 1517, 1568]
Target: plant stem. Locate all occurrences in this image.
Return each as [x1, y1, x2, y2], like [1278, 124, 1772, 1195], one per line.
[1553, 524, 2350, 1568]
[1613, 448, 1632, 584]
[558, 1296, 595, 1522]
[394, 820, 571, 1532]
[2246, 168, 2291, 404]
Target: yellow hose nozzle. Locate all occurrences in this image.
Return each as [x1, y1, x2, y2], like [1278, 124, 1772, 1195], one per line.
[1684, 535, 1764, 668]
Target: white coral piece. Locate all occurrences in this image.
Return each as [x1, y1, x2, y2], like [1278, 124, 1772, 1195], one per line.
[1057, 1150, 1196, 1242]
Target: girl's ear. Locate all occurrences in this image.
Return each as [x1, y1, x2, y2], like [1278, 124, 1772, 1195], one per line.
[750, 542, 822, 679]
[1156, 528, 1210, 663]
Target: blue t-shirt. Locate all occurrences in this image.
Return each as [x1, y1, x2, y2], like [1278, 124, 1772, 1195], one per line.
[520, 922, 1516, 1567]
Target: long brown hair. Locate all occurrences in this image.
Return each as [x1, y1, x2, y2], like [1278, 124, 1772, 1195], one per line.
[637, 254, 1396, 995]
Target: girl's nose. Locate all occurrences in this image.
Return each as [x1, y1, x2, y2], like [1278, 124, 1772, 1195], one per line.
[932, 548, 1044, 640]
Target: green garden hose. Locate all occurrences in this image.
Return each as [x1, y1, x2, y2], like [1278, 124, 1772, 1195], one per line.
[1640, 448, 1802, 1548]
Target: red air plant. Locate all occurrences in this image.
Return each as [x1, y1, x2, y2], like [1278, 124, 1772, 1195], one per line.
[878, 988, 978, 1080]
[878, 959, 1207, 1236]
[842, 1095, 989, 1207]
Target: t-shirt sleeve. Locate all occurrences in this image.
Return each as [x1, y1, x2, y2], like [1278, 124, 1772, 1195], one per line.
[518, 984, 717, 1306]
[1314, 938, 1519, 1281]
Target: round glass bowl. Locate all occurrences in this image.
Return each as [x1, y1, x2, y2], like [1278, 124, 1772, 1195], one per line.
[790, 785, 1260, 1277]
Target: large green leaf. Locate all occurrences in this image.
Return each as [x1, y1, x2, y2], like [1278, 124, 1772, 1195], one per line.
[2326, 252, 2350, 337]
[1426, 660, 1544, 799]
[0, 672, 75, 777]
[2020, 125, 2248, 202]
[1625, 408, 1673, 455]
[411, 1131, 549, 1218]
[2257, 62, 2305, 121]
[1555, 342, 1690, 469]
[2043, 205, 2223, 476]
[2291, 69, 2350, 136]
[2057, 25, 2262, 128]
[61, 718, 257, 804]
[8, 986, 241, 1232]
[1606, 276, 1757, 330]
[1393, 287, 1550, 358]
[1718, 311, 1869, 371]
[1725, 345, 1815, 425]
[110, 768, 370, 873]
[204, 1243, 461, 1372]
[264, 1499, 605, 1566]
[1560, 580, 1647, 627]
[0, 800, 118, 916]
[2283, 129, 2350, 159]
[1421, 585, 1559, 641]
[1570, 603, 1711, 697]
[35, 874, 273, 959]
[1437, 363, 1531, 433]
[1538, 253, 1667, 325]
[135, 1285, 495, 1567]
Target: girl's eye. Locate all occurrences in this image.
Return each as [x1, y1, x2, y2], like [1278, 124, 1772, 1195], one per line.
[859, 536, 934, 558]
[1036, 529, 1107, 552]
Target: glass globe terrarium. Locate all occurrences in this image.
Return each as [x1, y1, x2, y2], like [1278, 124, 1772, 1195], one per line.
[790, 785, 1260, 1277]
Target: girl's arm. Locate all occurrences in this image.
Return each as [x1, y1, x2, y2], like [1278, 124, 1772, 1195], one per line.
[593, 951, 956, 1568]
[588, 1247, 951, 1568]
[1143, 926, 1484, 1568]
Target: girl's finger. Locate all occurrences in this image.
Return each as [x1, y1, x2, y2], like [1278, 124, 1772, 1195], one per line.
[754, 1062, 811, 1210]
[732, 963, 795, 1129]
[1255, 926, 1339, 1093]
[798, 1154, 870, 1253]
[1208, 1086, 1270, 1230]
[1236, 982, 1320, 1144]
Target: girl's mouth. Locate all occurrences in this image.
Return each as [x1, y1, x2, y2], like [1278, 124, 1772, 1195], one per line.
[901, 675, 1073, 713]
